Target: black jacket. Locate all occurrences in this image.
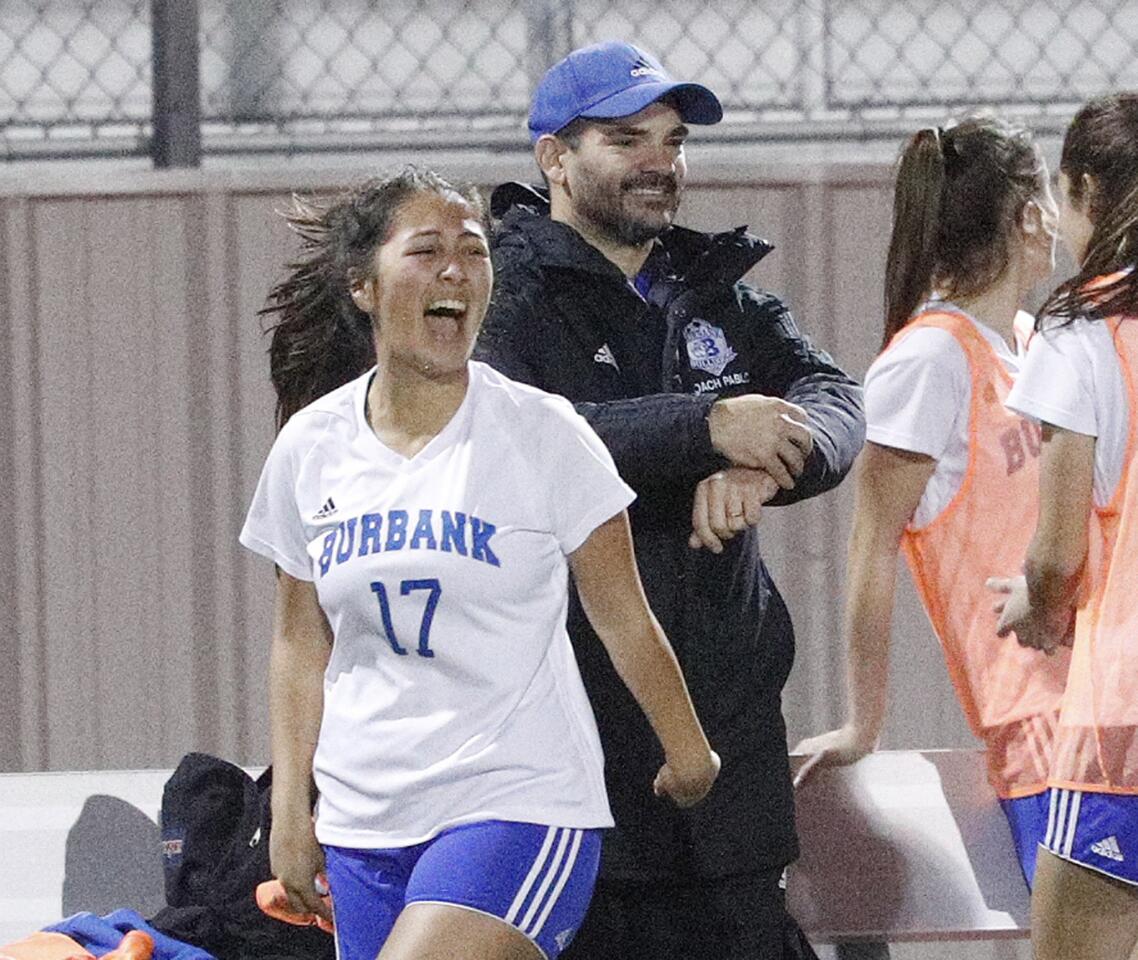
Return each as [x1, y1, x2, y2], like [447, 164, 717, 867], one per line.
[474, 183, 865, 878]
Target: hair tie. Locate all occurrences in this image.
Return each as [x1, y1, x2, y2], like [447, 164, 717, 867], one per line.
[938, 125, 962, 167]
[922, 126, 946, 164]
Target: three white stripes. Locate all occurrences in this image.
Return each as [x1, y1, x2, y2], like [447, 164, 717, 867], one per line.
[1046, 787, 1083, 857]
[505, 826, 584, 940]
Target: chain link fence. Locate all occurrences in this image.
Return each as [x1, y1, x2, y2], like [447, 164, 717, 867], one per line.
[2, 0, 1138, 161]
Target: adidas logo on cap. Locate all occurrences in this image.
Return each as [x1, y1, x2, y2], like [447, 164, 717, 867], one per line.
[630, 57, 664, 79]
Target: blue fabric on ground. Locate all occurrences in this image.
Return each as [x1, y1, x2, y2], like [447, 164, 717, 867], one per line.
[45, 909, 216, 960]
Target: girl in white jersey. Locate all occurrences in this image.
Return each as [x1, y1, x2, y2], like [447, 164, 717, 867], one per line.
[794, 116, 1066, 887]
[240, 168, 718, 960]
[998, 93, 1138, 960]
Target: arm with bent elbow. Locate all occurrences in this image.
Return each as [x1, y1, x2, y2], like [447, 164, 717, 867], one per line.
[569, 512, 720, 807]
[997, 424, 1094, 652]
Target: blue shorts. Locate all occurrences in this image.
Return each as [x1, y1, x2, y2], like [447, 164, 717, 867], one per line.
[999, 791, 1050, 889]
[323, 820, 602, 960]
[1042, 787, 1138, 885]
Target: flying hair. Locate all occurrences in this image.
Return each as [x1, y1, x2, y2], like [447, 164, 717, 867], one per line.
[260, 167, 488, 429]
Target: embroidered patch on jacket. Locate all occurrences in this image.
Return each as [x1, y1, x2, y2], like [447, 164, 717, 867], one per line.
[683, 319, 737, 376]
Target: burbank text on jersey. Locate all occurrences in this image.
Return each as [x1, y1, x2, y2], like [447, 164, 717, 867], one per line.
[317, 508, 501, 577]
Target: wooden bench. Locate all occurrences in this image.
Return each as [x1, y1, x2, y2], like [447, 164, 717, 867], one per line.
[0, 751, 1029, 950]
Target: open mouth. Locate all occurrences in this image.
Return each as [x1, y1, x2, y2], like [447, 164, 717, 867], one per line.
[624, 186, 678, 212]
[423, 298, 468, 336]
[623, 176, 678, 201]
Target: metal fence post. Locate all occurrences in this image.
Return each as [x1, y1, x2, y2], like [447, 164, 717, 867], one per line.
[228, 0, 281, 122]
[524, 0, 573, 93]
[799, 0, 830, 119]
[151, 0, 202, 168]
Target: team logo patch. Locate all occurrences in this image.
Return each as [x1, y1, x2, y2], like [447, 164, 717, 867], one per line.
[683, 319, 737, 376]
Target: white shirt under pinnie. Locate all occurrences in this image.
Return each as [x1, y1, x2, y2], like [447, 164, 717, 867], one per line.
[240, 360, 633, 848]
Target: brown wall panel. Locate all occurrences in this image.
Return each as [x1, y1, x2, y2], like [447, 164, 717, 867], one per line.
[1, 164, 982, 771]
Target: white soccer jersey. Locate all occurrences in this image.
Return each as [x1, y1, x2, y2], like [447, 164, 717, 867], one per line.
[865, 303, 1028, 527]
[1007, 316, 1130, 509]
[240, 361, 634, 847]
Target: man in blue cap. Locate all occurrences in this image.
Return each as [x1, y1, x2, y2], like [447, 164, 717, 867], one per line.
[475, 40, 864, 959]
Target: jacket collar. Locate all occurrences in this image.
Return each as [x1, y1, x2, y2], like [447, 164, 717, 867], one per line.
[490, 181, 773, 287]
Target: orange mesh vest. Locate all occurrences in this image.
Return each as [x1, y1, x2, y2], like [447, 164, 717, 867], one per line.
[1050, 314, 1138, 793]
[891, 310, 1070, 798]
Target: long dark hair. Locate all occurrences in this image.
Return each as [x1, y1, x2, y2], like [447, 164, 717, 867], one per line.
[261, 167, 488, 429]
[883, 116, 1045, 347]
[1039, 93, 1138, 327]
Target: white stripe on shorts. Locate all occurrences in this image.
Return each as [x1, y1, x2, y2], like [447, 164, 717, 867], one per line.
[1063, 790, 1083, 858]
[526, 828, 583, 939]
[505, 826, 559, 924]
[519, 827, 572, 931]
[1045, 788, 1059, 848]
[1051, 788, 1071, 853]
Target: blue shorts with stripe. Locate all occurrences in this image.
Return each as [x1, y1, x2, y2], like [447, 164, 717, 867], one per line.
[323, 820, 602, 960]
[1042, 787, 1138, 885]
[999, 792, 1050, 889]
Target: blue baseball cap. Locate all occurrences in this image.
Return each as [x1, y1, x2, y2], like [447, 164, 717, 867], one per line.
[528, 41, 723, 142]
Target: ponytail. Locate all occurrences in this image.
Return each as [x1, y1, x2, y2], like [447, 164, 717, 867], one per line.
[882, 116, 1044, 348]
[883, 127, 946, 346]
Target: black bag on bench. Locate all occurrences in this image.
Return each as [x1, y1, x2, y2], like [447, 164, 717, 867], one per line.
[148, 752, 333, 960]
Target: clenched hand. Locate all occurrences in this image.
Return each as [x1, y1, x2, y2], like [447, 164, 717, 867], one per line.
[708, 394, 814, 488]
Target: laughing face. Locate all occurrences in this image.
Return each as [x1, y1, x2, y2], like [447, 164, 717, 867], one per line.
[560, 100, 688, 247]
[351, 189, 493, 379]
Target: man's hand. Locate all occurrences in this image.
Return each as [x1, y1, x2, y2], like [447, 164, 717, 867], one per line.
[708, 395, 814, 488]
[689, 467, 780, 552]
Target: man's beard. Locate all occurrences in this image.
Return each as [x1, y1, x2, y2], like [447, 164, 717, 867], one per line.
[572, 170, 682, 247]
